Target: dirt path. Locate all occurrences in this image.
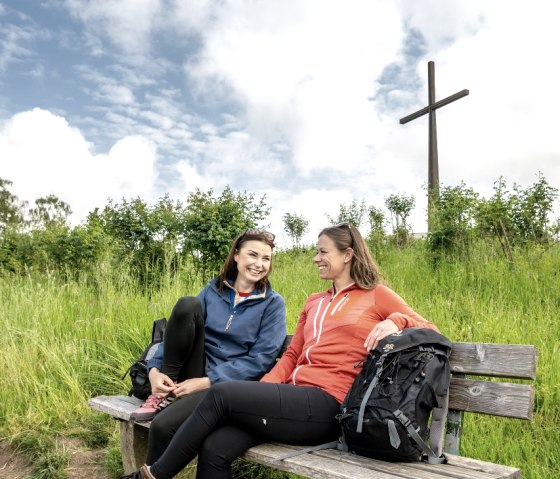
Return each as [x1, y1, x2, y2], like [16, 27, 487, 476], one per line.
[0, 440, 111, 479]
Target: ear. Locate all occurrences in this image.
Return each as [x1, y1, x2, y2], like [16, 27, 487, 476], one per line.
[234, 249, 239, 262]
[344, 248, 354, 264]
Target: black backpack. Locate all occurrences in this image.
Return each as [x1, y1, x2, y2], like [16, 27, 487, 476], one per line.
[121, 317, 167, 400]
[337, 327, 452, 463]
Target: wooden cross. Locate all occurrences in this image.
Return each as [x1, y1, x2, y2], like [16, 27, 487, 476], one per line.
[400, 61, 469, 231]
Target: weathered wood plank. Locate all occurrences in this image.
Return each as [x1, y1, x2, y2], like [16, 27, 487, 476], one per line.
[449, 378, 535, 419]
[449, 343, 537, 379]
[246, 443, 520, 479]
[445, 454, 521, 479]
[282, 336, 538, 380]
[312, 448, 501, 479]
[246, 443, 418, 479]
[88, 395, 150, 426]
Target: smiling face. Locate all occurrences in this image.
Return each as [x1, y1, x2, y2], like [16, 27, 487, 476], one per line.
[233, 239, 273, 291]
[313, 233, 353, 286]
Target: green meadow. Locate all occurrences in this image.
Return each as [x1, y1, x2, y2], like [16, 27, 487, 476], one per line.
[1, 242, 559, 478]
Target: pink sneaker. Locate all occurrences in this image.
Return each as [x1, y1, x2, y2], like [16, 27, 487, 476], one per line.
[130, 394, 173, 421]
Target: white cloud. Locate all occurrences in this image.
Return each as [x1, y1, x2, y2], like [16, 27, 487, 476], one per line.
[1, 1, 559, 242]
[0, 108, 159, 223]
[184, 0, 405, 173]
[0, 19, 37, 72]
[65, 0, 162, 57]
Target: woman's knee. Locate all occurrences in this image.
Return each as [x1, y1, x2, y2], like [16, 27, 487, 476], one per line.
[172, 296, 202, 317]
[198, 435, 233, 472]
[149, 412, 180, 442]
[197, 429, 255, 477]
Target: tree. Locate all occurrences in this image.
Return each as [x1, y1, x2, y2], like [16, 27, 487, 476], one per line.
[427, 182, 479, 256]
[367, 206, 386, 236]
[282, 212, 309, 249]
[182, 186, 269, 279]
[475, 177, 512, 252]
[476, 174, 558, 262]
[510, 172, 558, 243]
[86, 195, 186, 283]
[384, 194, 415, 246]
[28, 195, 72, 230]
[366, 206, 387, 254]
[326, 199, 366, 227]
[0, 178, 25, 234]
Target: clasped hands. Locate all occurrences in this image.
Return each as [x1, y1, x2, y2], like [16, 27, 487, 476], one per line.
[148, 368, 211, 398]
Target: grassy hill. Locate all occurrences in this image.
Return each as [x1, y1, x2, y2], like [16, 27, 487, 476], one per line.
[1, 241, 558, 478]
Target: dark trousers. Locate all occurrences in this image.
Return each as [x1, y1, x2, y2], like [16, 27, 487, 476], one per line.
[150, 381, 341, 479]
[146, 296, 206, 464]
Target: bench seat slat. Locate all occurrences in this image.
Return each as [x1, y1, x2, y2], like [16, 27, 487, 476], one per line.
[88, 395, 146, 423]
[245, 443, 520, 479]
[312, 448, 508, 479]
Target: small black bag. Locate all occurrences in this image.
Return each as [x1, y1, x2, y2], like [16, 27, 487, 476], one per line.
[338, 328, 452, 463]
[122, 317, 167, 400]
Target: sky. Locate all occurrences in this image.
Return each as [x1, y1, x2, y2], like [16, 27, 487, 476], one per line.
[1, 0, 559, 248]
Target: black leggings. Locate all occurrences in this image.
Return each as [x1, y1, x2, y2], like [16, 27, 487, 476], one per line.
[146, 296, 206, 464]
[149, 381, 341, 479]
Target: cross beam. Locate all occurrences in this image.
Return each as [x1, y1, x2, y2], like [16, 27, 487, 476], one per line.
[400, 61, 469, 231]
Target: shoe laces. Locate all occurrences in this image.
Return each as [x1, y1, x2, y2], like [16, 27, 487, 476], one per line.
[142, 394, 168, 408]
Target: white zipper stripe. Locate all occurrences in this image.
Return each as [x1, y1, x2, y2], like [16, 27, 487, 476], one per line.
[312, 296, 326, 338]
[331, 293, 349, 316]
[313, 297, 333, 347]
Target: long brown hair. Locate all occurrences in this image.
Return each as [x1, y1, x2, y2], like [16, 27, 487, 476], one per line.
[219, 229, 276, 292]
[318, 223, 381, 289]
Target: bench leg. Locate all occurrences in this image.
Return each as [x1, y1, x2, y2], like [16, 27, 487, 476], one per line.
[120, 421, 149, 473]
[445, 409, 463, 455]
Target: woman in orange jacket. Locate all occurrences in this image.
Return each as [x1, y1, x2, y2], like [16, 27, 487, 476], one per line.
[123, 222, 439, 479]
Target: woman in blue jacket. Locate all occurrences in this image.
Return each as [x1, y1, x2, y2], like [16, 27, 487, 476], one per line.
[130, 229, 286, 465]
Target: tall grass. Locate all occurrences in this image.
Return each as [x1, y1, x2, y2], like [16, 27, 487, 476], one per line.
[0, 241, 558, 478]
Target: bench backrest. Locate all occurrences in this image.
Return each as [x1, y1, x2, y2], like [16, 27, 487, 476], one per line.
[279, 335, 537, 420]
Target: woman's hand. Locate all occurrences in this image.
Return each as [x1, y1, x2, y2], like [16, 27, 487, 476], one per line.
[173, 377, 211, 397]
[364, 319, 399, 351]
[148, 368, 176, 396]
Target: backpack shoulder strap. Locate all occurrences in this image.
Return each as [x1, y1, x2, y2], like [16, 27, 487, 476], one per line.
[356, 354, 387, 433]
[270, 440, 339, 462]
[393, 409, 446, 464]
[427, 373, 450, 460]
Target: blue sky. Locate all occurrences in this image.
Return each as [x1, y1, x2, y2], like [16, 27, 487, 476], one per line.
[1, 0, 559, 247]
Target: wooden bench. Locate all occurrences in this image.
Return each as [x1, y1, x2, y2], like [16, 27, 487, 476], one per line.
[89, 336, 538, 479]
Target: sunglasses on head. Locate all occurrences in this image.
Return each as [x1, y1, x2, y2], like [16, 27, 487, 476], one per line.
[243, 228, 276, 241]
[333, 222, 355, 246]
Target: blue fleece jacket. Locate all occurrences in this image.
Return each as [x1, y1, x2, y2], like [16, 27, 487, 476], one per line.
[147, 277, 287, 384]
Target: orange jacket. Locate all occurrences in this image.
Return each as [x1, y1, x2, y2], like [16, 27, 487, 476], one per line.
[261, 282, 439, 403]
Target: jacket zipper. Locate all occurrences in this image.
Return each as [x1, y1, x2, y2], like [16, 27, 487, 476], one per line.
[331, 293, 349, 315]
[224, 313, 234, 331]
